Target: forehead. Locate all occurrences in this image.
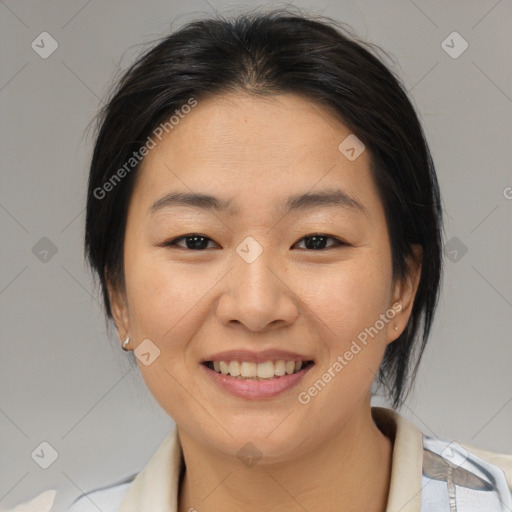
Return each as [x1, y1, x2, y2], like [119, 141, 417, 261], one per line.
[133, 92, 380, 219]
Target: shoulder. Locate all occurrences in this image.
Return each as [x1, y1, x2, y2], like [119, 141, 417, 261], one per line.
[421, 434, 512, 511]
[67, 474, 137, 512]
[3, 490, 56, 512]
[373, 407, 512, 511]
[458, 441, 512, 489]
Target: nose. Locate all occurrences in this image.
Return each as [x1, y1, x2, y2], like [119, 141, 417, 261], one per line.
[215, 248, 299, 332]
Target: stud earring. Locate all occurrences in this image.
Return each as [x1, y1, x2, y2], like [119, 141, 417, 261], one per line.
[121, 336, 130, 351]
[394, 325, 399, 331]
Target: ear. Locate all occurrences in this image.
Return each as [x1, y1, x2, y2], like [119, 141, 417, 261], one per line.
[105, 269, 131, 342]
[386, 244, 423, 343]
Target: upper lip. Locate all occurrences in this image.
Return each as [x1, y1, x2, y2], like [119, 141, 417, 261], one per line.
[202, 349, 315, 364]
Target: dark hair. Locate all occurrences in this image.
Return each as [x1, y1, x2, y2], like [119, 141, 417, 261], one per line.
[84, 7, 443, 408]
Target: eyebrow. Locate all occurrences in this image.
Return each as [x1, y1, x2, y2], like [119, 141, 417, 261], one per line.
[149, 188, 366, 216]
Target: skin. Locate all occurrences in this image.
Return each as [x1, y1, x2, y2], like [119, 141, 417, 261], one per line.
[108, 92, 422, 512]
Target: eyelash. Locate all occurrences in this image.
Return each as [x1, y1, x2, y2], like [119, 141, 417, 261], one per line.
[162, 233, 347, 251]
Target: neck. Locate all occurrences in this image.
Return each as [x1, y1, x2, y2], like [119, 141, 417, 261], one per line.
[178, 403, 393, 512]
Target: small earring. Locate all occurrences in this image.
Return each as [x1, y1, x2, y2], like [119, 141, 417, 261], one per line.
[121, 336, 130, 351]
[394, 325, 399, 331]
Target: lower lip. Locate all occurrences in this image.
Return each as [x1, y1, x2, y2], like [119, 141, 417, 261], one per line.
[201, 363, 314, 399]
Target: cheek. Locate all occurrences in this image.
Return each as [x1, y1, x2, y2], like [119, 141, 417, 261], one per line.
[292, 255, 393, 345]
[124, 247, 207, 336]
[123, 251, 210, 417]
[293, 260, 393, 417]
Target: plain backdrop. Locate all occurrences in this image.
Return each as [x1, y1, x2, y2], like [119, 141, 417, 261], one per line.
[1, 1, 511, 511]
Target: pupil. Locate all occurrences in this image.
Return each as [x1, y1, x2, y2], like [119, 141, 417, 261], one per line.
[305, 235, 327, 250]
[186, 235, 208, 250]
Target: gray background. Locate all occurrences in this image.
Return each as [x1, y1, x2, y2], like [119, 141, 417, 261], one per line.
[1, 1, 511, 511]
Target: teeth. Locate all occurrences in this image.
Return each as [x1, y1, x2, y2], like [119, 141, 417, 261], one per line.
[228, 361, 241, 377]
[209, 359, 309, 379]
[240, 361, 257, 378]
[274, 360, 286, 376]
[257, 361, 275, 379]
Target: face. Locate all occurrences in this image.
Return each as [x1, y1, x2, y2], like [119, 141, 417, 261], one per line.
[109, 92, 420, 462]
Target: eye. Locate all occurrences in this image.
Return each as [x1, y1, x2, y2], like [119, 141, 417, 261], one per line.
[163, 234, 218, 250]
[162, 233, 347, 251]
[293, 234, 346, 250]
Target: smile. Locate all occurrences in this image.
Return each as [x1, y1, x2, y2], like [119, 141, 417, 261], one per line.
[201, 359, 315, 399]
[203, 360, 314, 380]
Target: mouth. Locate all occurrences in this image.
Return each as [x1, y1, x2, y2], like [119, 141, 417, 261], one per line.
[199, 349, 316, 399]
[202, 359, 315, 380]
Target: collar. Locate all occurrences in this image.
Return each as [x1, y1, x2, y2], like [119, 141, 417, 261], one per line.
[117, 407, 424, 512]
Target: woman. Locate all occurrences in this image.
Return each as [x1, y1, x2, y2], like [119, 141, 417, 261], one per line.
[63, 8, 511, 512]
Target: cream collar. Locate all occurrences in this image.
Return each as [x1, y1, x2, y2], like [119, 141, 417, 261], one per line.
[117, 407, 424, 512]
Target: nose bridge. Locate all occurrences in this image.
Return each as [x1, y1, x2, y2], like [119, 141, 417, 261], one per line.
[235, 242, 277, 298]
[234, 240, 281, 307]
[216, 238, 298, 331]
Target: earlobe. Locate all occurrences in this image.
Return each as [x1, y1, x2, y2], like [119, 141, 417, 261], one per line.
[396, 244, 422, 312]
[388, 244, 423, 342]
[106, 271, 131, 341]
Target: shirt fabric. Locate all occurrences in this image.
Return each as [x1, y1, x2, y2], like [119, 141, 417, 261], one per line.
[62, 407, 512, 511]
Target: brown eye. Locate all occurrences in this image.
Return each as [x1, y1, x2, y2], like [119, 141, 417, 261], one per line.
[294, 234, 346, 250]
[163, 233, 346, 251]
[164, 234, 218, 250]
